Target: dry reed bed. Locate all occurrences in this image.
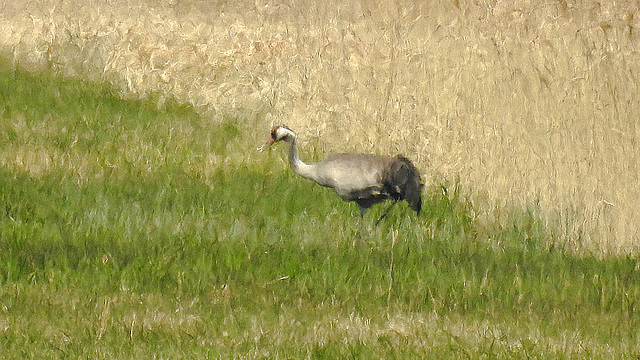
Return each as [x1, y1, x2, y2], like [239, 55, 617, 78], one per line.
[1, 0, 638, 253]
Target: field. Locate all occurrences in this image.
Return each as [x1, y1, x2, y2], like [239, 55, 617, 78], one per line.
[1, 0, 640, 358]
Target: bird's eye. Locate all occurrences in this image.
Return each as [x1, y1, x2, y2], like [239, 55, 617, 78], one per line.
[271, 130, 277, 139]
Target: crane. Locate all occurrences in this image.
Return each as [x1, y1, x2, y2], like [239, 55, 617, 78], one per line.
[259, 125, 423, 224]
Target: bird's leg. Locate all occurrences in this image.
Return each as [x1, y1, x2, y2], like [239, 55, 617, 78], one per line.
[354, 207, 367, 246]
[375, 200, 398, 226]
[359, 207, 367, 217]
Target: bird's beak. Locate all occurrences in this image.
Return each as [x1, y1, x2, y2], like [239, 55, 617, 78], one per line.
[257, 136, 275, 152]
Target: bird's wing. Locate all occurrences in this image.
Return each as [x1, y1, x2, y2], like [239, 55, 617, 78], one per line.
[313, 154, 393, 199]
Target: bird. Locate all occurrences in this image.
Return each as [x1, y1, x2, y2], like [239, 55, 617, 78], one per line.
[259, 125, 423, 224]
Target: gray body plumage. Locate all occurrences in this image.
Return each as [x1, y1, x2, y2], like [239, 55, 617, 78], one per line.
[261, 125, 423, 219]
[306, 154, 392, 198]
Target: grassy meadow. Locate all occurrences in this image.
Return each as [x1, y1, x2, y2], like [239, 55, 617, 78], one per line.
[1, 0, 640, 358]
[1, 55, 640, 359]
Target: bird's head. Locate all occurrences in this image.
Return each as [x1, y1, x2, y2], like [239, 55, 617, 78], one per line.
[258, 125, 296, 151]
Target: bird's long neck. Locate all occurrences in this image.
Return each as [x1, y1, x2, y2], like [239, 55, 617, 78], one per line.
[285, 136, 318, 181]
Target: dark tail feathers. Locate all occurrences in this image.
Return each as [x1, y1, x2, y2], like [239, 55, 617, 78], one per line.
[384, 155, 423, 215]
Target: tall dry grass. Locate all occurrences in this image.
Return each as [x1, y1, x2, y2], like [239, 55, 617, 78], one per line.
[1, 0, 638, 253]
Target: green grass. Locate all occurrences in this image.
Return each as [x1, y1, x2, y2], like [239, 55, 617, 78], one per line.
[1, 60, 640, 358]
